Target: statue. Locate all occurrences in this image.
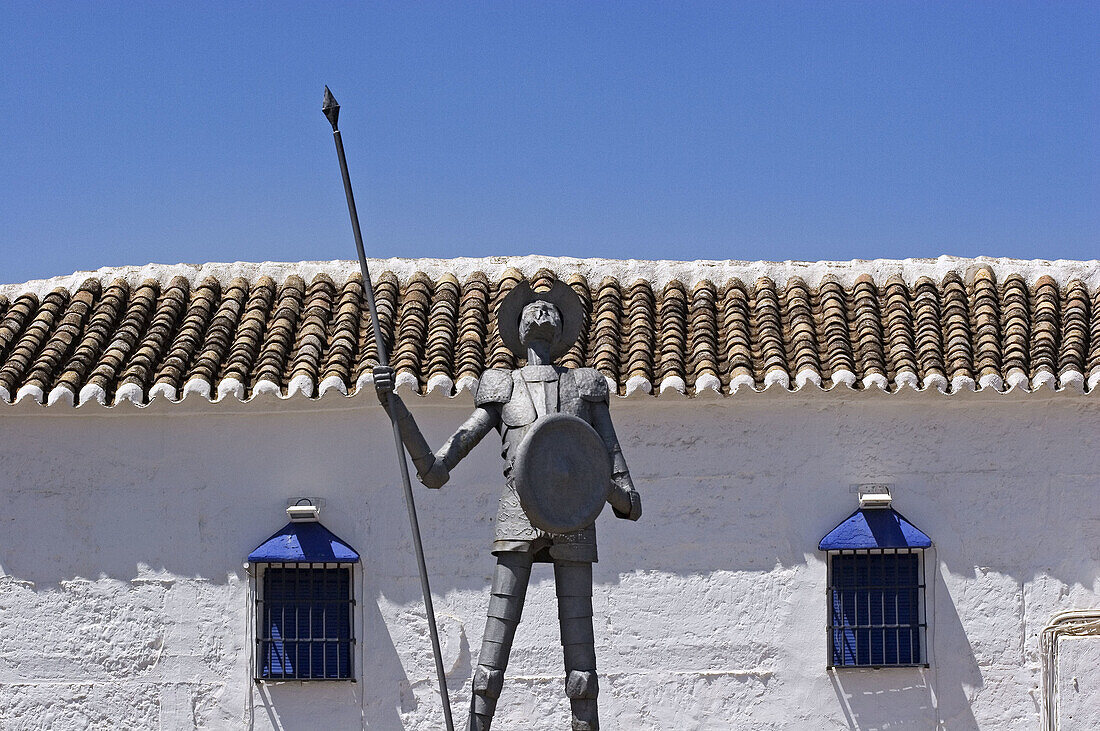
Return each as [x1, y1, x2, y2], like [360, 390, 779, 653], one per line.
[373, 280, 642, 731]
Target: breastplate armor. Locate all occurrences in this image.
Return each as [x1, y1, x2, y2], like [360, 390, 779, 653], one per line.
[499, 366, 594, 474]
[474, 366, 609, 559]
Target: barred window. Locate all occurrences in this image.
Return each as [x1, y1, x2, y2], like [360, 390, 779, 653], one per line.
[247, 504, 360, 682]
[827, 548, 926, 667]
[257, 562, 355, 680]
[819, 501, 932, 669]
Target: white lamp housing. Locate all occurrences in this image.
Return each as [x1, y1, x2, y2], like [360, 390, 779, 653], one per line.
[858, 485, 893, 509]
[286, 503, 320, 522]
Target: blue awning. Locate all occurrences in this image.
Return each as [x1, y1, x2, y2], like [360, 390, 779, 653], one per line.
[248, 521, 360, 563]
[818, 507, 931, 551]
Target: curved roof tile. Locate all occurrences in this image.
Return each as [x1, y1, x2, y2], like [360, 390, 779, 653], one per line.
[3, 256, 1100, 406]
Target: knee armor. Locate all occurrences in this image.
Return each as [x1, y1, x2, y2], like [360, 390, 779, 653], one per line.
[473, 666, 505, 699]
[565, 669, 599, 700]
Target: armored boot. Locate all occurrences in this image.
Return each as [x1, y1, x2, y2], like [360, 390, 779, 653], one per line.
[469, 552, 533, 731]
[556, 561, 599, 731]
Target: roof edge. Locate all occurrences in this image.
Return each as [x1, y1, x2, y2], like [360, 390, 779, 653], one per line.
[5, 254, 1100, 299]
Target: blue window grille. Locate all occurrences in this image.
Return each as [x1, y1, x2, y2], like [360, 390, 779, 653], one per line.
[827, 549, 925, 667]
[257, 563, 354, 680]
[820, 506, 931, 669]
[248, 512, 359, 681]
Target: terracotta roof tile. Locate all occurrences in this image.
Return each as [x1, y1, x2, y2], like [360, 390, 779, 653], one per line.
[753, 277, 787, 387]
[911, 277, 946, 388]
[252, 274, 304, 395]
[1000, 274, 1030, 387]
[592, 277, 622, 388]
[851, 274, 886, 388]
[423, 273, 460, 392]
[1060, 280, 1089, 384]
[784, 277, 818, 386]
[120, 276, 189, 399]
[153, 276, 221, 396]
[4, 257, 1100, 406]
[623, 280, 655, 394]
[454, 272, 490, 386]
[22, 280, 99, 400]
[559, 274, 591, 372]
[485, 269, 520, 371]
[286, 273, 335, 397]
[51, 279, 128, 403]
[0, 288, 70, 401]
[689, 280, 719, 391]
[222, 277, 272, 390]
[188, 277, 247, 391]
[656, 280, 687, 391]
[1031, 275, 1060, 387]
[719, 279, 753, 389]
[941, 273, 973, 385]
[882, 275, 917, 386]
[317, 277, 362, 395]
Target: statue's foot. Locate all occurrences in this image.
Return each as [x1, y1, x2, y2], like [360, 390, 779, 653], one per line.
[469, 712, 493, 731]
[570, 699, 599, 730]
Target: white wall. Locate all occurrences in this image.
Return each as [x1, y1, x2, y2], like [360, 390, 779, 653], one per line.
[0, 391, 1098, 730]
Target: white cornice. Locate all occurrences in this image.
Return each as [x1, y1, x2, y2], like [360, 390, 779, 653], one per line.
[4, 254, 1100, 299]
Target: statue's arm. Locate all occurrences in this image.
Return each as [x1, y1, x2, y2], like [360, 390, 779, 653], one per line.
[437, 404, 500, 471]
[372, 365, 449, 487]
[374, 365, 500, 488]
[589, 400, 642, 521]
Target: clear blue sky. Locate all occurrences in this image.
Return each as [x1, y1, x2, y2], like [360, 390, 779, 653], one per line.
[1, 2, 1097, 284]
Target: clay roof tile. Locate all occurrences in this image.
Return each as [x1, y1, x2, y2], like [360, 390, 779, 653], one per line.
[4, 258, 1100, 404]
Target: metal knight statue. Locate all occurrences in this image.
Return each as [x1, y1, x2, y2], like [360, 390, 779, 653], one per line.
[373, 280, 642, 731]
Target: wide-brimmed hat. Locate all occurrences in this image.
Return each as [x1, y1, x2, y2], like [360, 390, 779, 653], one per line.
[497, 281, 585, 361]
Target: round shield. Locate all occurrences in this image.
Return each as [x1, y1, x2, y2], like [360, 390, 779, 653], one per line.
[512, 413, 611, 534]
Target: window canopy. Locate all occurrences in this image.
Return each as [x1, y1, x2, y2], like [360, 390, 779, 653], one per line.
[248, 520, 360, 563]
[819, 507, 931, 551]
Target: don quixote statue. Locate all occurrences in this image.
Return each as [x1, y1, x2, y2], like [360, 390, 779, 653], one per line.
[324, 86, 640, 730]
[373, 280, 642, 731]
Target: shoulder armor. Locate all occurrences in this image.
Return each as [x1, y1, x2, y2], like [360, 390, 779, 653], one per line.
[474, 369, 514, 406]
[575, 368, 610, 402]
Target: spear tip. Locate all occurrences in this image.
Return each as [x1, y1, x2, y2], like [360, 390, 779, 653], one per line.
[322, 86, 340, 130]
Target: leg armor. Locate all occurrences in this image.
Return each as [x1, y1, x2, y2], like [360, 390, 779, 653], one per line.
[555, 561, 599, 731]
[469, 552, 533, 731]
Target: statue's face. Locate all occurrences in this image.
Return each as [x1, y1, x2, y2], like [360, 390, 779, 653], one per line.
[518, 301, 563, 349]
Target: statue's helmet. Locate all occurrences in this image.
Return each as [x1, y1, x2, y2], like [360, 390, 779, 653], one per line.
[496, 280, 585, 361]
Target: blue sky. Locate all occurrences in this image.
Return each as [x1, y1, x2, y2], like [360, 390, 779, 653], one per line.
[1, 2, 1096, 284]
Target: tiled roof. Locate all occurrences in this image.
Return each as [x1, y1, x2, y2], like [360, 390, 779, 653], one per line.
[2, 256, 1100, 407]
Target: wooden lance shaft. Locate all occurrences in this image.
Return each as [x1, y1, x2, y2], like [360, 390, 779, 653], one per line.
[323, 86, 455, 731]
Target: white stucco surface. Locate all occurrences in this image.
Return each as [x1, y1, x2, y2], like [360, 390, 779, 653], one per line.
[1, 391, 1098, 729]
[1056, 636, 1100, 730]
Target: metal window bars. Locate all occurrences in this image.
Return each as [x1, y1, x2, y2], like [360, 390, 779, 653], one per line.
[826, 548, 928, 668]
[255, 562, 356, 680]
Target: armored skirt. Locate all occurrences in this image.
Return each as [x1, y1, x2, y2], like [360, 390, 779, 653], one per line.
[493, 478, 598, 563]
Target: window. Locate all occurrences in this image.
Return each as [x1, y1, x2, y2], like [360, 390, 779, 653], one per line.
[827, 548, 925, 667]
[819, 499, 931, 669]
[247, 503, 360, 681]
[257, 563, 355, 680]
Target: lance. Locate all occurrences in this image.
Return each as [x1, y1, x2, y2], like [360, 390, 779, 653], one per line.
[323, 86, 455, 731]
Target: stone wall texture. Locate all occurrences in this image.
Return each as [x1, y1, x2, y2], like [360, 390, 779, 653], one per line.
[0, 391, 1098, 729]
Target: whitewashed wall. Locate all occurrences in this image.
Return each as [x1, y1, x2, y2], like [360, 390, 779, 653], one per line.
[1, 391, 1098, 730]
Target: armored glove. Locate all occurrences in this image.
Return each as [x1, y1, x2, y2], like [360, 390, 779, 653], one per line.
[609, 473, 642, 521]
[373, 364, 396, 407]
[417, 458, 450, 489]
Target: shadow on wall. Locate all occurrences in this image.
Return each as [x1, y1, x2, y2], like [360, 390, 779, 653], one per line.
[829, 569, 982, 731]
[251, 580, 415, 730]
